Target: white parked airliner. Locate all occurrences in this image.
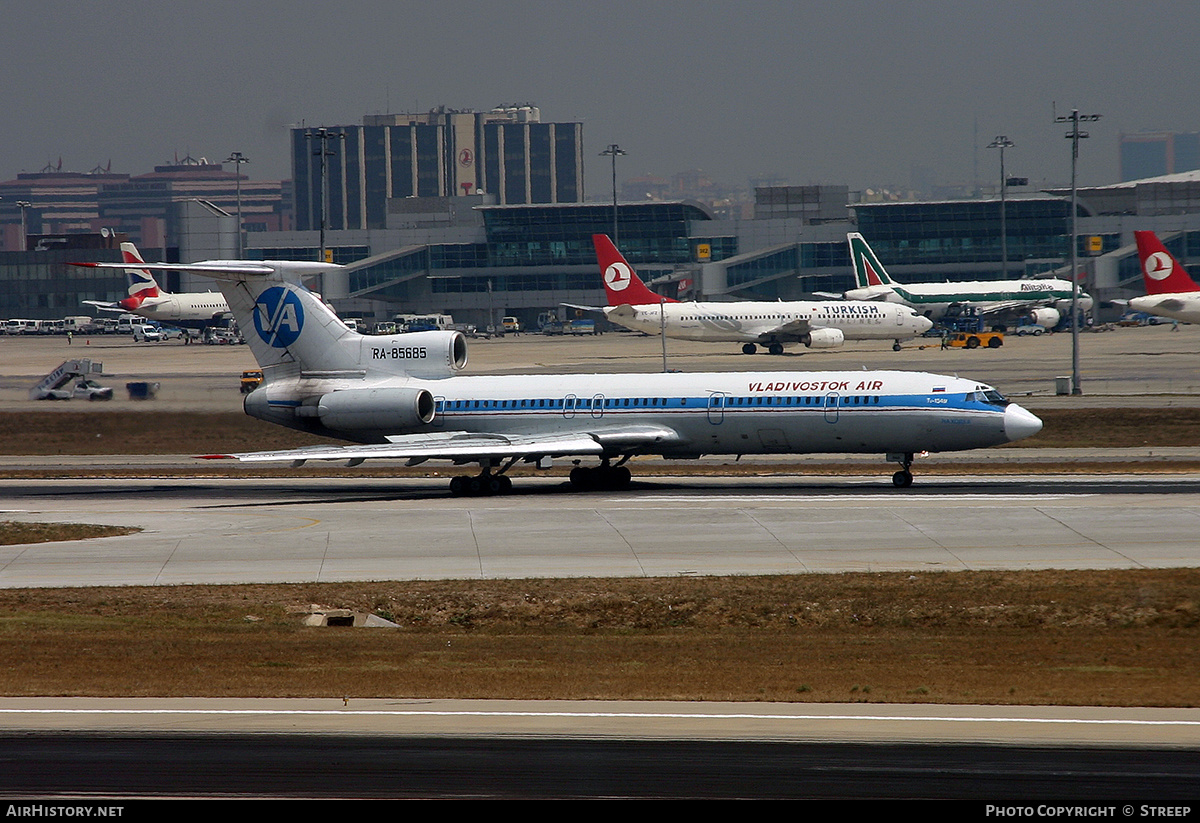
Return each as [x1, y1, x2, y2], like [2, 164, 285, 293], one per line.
[843, 232, 1090, 330]
[591, 234, 933, 354]
[75, 253, 1043, 493]
[1129, 230, 1200, 324]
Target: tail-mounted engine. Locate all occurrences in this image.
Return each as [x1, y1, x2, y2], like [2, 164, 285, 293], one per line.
[315, 386, 436, 433]
[357, 330, 468, 378]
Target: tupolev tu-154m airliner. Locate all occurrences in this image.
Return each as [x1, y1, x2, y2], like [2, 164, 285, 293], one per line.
[74, 256, 1044, 494]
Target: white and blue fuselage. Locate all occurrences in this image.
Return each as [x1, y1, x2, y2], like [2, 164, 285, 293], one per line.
[248, 368, 1040, 459]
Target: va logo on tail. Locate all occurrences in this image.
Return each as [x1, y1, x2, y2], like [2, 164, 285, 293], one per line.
[253, 286, 305, 347]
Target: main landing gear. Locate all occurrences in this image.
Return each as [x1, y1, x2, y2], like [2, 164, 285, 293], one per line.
[448, 470, 512, 497]
[887, 451, 915, 488]
[569, 457, 632, 491]
[741, 342, 786, 355]
[448, 458, 518, 496]
[893, 340, 903, 351]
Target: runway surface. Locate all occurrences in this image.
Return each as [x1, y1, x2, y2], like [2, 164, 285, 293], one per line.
[0, 698, 1196, 799]
[2, 473, 1198, 587]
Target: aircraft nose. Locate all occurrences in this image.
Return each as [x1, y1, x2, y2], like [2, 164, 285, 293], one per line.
[915, 314, 933, 332]
[1004, 403, 1043, 442]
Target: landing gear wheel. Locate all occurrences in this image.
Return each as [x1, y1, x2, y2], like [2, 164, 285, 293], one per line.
[892, 470, 913, 488]
[449, 471, 514, 496]
[893, 341, 902, 351]
[768, 342, 785, 356]
[742, 343, 757, 355]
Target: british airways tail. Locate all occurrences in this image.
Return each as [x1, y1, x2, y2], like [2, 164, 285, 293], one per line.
[847, 233, 897, 289]
[592, 234, 680, 306]
[1134, 231, 1200, 295]
[117, 243, 162, 308]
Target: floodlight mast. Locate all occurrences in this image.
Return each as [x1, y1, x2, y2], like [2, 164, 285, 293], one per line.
[225, 151, 249, 257]
[599, 144, 626, 246]
[987, 136, 1015, 277]
[306, 128, 345, 265]
[1054, 108, 1101, 396]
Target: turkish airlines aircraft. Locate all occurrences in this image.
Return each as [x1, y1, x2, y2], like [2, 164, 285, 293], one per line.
[1129, 231, 1200, 324]
[591, 234, 933, 354]
[843, 232, 1090, 330]
[80, 256, 1041, 494]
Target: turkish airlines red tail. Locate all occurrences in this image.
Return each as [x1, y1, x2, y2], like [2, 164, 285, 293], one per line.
[1134, 231, 1200, 295]
[592, 234, 679, 306]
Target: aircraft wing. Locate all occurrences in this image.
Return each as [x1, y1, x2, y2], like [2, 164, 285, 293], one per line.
[560, 302, 605, 312]
[198, 424, 683, 465]
[82, 300, 124, 314]
[764, 317, 814, 340]
[1138, 296, 1188, 313]
[968, 299, 1053, 315]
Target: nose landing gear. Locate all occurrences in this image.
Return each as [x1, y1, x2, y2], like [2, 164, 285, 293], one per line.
[887, 451, 915, 488]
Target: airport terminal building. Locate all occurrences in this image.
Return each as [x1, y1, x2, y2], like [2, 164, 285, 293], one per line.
[8, 160, 1200, 327]
[239, 173, 1200, 330]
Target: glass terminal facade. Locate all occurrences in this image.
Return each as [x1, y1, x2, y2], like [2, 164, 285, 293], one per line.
[853, 198, 1074, 279]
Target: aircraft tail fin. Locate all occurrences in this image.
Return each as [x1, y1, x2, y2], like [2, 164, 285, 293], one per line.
[217, 271, 466, 379]
[592, 234, 680, 306]
[118, 242, 162, 309]
[1134, 231, 1200, 295]
[847, 233, 897, 288]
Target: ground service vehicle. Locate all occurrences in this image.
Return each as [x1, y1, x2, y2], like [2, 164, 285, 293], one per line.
[240, 370, 264, 393]
[948, 331, 1004, 349]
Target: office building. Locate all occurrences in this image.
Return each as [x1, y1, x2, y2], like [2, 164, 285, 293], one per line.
[291, 105, 584, 233]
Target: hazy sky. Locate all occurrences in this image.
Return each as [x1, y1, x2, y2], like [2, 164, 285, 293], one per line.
[4, 1, 1199, 196]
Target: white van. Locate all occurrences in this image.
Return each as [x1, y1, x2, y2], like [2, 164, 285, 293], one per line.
[62, 316, 97, 334]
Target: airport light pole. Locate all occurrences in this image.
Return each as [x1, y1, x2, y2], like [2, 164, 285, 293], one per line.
[15, 201, 30, 251]
[1054, 109, 1100, 396]
[305, 128, 345, 264]
[987, 136, 1014, 278]
[599, 144, 626, 246]
[225, 151, 249, 258]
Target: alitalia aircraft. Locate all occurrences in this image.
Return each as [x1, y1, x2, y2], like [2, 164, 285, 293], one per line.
[843, 232, 1091, 330]
[75, 255, 1043, 493]
[591, 234, 933, 354]
[1128, 230, 1200, 324]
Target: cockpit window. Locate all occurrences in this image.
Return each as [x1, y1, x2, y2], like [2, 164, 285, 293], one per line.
[981, 389, 1008, 406]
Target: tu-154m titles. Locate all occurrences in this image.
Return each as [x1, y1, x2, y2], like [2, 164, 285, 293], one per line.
[73, 254, 1043, 493]
[588, 234, 933, 354]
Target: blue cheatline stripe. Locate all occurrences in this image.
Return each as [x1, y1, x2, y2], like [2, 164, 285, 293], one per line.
[430, 394, 1000, 415]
